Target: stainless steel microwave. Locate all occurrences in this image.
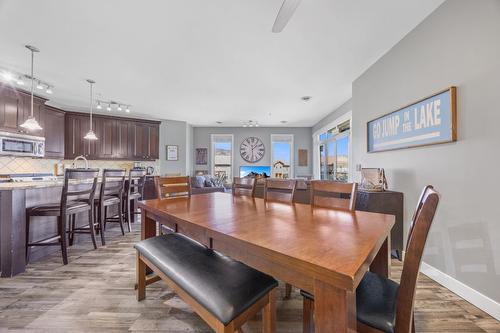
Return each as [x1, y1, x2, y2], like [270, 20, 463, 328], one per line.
[0, 131, 45, 158]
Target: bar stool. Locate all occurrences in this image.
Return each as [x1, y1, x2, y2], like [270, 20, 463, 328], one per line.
[93, 169, 127, 245]
[124, 169, 147, 232]
[26, 168, 99, 265]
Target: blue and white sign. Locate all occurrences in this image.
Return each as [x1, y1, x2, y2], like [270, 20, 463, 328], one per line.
[367, 87, 457, 152]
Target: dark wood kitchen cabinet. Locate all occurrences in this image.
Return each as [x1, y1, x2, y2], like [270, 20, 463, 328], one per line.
[64, 112, 159, 161]
[65, 113, 99, 159]
[129, 121, 159, 160]
[0, 85, 45, 136]
[0, 87, 25, 132]
[41, 106, 65, 159]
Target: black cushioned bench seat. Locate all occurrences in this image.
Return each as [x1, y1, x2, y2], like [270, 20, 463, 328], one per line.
[135, 233, 278, 325]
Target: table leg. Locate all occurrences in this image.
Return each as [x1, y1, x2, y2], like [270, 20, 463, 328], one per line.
[141, 210, 156, 240]
[370, 235, 391, 278]
[314, 279, 356, 333]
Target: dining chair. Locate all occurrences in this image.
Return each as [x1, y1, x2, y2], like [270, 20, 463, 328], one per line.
[264, 178, 297, 203]
[302, 185, 440, 333]
[232, 177, 256, 197]
[155, 176, 191, 199]
[92, 169, 127, 245]
[124, 169, 147, 231]
[309, 180, 357, 210]
[26, 168, 99, 265]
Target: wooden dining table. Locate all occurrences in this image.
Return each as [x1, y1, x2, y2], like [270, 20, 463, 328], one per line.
[138, 192, 394, 333]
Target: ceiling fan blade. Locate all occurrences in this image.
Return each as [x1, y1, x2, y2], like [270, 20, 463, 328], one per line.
[272, 0, 302, 33]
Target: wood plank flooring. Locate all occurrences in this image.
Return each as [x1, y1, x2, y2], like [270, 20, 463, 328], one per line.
[0, 223, 499, 332]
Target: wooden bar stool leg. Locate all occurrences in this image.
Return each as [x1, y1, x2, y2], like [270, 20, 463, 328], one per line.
[68, 214, 75, 246]
[263, 289, 276, 333]
[59, 215, 69, 265]
[98, 205, 105, 246]
[88, 208, 98, 249]
[126, 199, 132, 232]
[25, 214, 31, 263]
[118, 201, 125, 236]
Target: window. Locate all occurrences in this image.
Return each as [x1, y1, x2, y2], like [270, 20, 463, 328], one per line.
[271, 134, 293, 179]
[211, 134, 233, 183]
[313, 116, 351, 181]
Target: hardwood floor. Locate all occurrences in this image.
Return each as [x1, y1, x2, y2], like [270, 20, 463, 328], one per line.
[0, 223, 499, 332]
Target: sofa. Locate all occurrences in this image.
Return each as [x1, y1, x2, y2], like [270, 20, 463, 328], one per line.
[190, 175, 226, 195]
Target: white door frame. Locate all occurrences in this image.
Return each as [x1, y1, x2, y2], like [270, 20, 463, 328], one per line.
[312, 111, 352, 180]
[270, 134, 294, 178]
[210, 133, 234, 181]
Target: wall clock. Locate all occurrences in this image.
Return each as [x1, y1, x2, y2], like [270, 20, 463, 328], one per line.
[240, 137, 265, 163]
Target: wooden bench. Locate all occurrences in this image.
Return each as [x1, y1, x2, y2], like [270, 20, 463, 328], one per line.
[135, 233, 278, 333]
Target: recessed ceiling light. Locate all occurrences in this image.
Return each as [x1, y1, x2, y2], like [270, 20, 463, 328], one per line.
[216, 121, 223, 124]
[301, 96, 312, 101]
[280, 120, 288, 124]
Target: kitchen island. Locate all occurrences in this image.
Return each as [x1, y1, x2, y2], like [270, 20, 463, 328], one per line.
[0, 178, 149, 277]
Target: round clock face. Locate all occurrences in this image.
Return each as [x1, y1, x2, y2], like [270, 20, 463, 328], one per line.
[240, 137, 265, 163]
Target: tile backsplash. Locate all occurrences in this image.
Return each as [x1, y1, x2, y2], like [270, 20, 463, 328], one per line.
[0, 156, 159, 175]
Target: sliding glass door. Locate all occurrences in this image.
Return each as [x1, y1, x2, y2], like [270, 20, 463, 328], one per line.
[317, 120, 350, 181]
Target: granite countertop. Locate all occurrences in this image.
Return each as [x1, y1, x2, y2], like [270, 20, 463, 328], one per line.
[0, 174, 159, 191]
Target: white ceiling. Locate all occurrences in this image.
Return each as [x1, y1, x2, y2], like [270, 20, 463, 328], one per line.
[0, 0, 444, 127]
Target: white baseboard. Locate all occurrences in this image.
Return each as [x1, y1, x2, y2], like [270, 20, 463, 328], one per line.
[420, 261, 500, 321]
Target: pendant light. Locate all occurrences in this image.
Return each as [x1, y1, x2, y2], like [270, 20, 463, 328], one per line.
[20, 45, 43, 131]
[84, 79, 98, 140]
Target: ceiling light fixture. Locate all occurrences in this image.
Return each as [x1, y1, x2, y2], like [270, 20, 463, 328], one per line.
[106, 103, 111, 111]
[45, 86, 52, 94]
[36, 81, 44, 90]
[117, 104, 122, 111]
[16, 77, 25, 85]
[301, 96, 312, 101]
[20, 45, 43, 131]
[84, 79, 98, 140]
[125, 106, 130, 113]
[96, 101, 102, 109]
[242, 120, 259, 128]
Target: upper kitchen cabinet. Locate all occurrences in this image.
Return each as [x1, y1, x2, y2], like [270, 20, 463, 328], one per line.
[130, 121, 159, 160]
[0, 85, 47, 136]
[0, 86, 24, 132]
[41, 106, 65, 159]
[64, 112, 159, 161]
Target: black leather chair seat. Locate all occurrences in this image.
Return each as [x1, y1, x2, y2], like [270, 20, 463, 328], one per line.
[94, 195, 120, 206]
[28, 201, 91, 217]
[300, 271, 400, 333]
[135, 233, 278, 325]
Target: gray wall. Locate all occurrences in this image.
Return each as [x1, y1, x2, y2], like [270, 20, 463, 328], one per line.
[312, 99, 352, 134]
[159, 119, 191, 176]
[192, 127, 313, 177]
[351, 0, 500, 304]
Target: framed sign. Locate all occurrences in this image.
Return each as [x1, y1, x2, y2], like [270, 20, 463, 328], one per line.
[367, 87, 457, 152]
[195, 148, 208, 165]
[166, 145, 178, 161]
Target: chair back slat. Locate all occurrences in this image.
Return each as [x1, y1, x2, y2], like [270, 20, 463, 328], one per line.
[395, 186, 440, 333]
[310, 180, 357, 210]
[264, 179, 297, 203]
[61, 168, 99, 208]
[232, 177, 256, 197]
[100, 169, 126, 199]
[155, 176, 191, 199]
[128, 169, 147, 197]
